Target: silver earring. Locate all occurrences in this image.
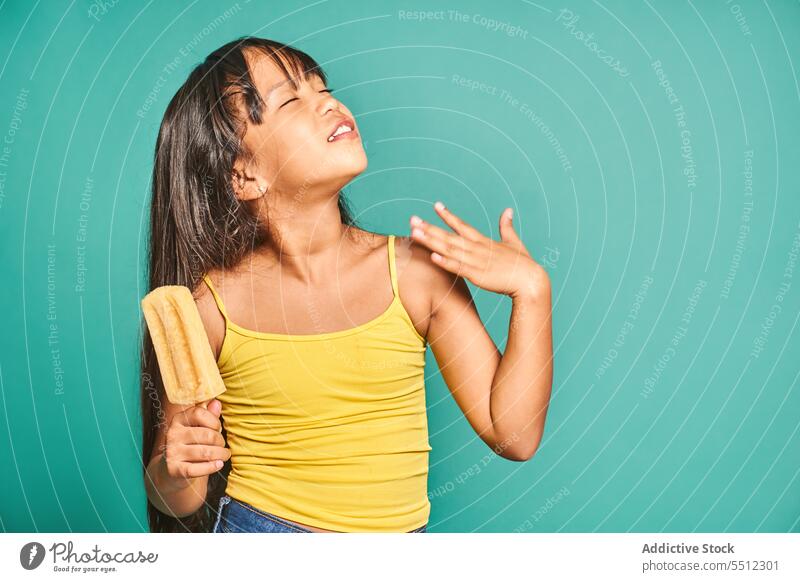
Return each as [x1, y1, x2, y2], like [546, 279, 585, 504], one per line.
[259, 185, 267, 194]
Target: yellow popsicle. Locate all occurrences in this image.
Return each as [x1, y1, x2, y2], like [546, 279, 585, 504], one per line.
[141, 285, 226, 408]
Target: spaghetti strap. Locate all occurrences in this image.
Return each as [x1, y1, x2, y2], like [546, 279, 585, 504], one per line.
[201, 274, 230, 322]
[388, 235, 399, 297]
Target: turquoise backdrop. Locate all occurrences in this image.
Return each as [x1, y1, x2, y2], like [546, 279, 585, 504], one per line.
[1, 0, 798, 532]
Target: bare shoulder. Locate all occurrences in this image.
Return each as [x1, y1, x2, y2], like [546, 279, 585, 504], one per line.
[398, 237, 472, 317]
[190, 274, 226, 362]
[393, 235, 463, 337]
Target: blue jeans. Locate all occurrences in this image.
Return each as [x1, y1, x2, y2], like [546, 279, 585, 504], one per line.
[211, 494, 427, 533]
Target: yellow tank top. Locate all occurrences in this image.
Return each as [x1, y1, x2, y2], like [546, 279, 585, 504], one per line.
[201, 235, 432, 532]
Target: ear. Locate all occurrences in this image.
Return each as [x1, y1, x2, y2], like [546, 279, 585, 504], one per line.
[231, 166, 246, 200]
[231, 162, 268, 201]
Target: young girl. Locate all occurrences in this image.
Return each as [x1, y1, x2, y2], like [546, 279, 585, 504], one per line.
[140, 36, 553, 534]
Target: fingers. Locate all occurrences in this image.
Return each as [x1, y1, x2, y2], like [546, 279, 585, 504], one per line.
[498, 207, 521, 246]
[176, 402, 223, 432]
[179, 458, 227, 479]
[180, 444, 232, 465]
[410, 217, 473, 261]
[166, 440, 232, 480]
[207, 398, 222, 416]
[411, 217, 480, 267]
[429, 251, 466, 274]
[163, 398, 229, 481]
[182, 426, 227, 448]
[433, 201, 483, 241]
[410, 211, 476, 249]
[197, 397, 221, 415]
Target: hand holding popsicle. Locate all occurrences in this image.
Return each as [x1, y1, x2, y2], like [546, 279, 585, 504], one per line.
[160, 398, 231, 481]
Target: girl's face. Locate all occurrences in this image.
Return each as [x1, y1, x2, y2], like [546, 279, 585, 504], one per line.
[234, 51, 367, 202]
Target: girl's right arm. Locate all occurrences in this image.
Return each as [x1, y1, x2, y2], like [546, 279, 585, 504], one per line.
[145, 398, 230, 518]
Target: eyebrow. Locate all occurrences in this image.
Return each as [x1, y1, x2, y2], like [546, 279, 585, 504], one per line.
[264, 78, 296, 100]
[263, 73, 324, 107]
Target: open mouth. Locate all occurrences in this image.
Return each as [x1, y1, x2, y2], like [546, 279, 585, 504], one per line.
[327, 119, 357, 142]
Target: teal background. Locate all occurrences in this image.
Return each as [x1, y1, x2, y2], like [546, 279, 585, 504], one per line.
[1, 0, 799, 533]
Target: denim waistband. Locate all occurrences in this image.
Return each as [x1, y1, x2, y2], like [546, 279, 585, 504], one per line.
[212, 494, 427, 533]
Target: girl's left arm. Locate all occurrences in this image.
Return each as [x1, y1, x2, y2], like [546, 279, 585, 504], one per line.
[410, 203, 553, 462]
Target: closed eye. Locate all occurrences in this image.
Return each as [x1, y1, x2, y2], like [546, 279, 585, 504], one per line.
[279, 88, 335, 109]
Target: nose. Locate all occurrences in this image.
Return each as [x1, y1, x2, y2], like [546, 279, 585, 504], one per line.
[318, 92, 340, 117]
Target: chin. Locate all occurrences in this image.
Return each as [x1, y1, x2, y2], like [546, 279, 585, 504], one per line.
[332, 146, 368, 178]
[352, 149, 368, 173]
[294, 144, 367, 189]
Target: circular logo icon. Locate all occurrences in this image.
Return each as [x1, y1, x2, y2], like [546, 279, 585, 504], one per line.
[20, 542, 46, 570]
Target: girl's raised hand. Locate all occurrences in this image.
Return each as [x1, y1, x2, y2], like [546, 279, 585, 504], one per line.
[409, 202, 550, 301]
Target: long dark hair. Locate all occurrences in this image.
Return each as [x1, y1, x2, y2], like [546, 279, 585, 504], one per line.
[139, 36, 359, 532]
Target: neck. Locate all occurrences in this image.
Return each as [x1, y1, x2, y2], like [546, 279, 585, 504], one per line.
[249, 187, 354, 284]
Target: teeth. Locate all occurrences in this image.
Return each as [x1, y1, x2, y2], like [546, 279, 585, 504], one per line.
[328, 124, 352, 141]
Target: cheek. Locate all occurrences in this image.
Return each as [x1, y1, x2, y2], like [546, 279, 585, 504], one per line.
[249, 116, 342, 182]
[271, 117, 327, 161]
[283, 123, 332, 171]
[243, 128, 283, 169]
[287, 117, 326, 148]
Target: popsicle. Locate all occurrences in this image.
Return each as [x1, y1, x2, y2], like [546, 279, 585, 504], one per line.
[141, 285, 226, 409]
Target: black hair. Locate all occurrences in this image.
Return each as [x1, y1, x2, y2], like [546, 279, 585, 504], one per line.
[139, 36, 358, 532]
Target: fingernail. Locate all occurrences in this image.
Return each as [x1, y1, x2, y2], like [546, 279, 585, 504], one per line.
[508, 208, 513, 219]
[434, 201, 445, 212]
[410, 215, 422, 226]
[215, 460, 223, 469]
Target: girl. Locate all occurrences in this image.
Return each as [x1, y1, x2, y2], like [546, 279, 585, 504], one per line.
[140, 36, 553, 534]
